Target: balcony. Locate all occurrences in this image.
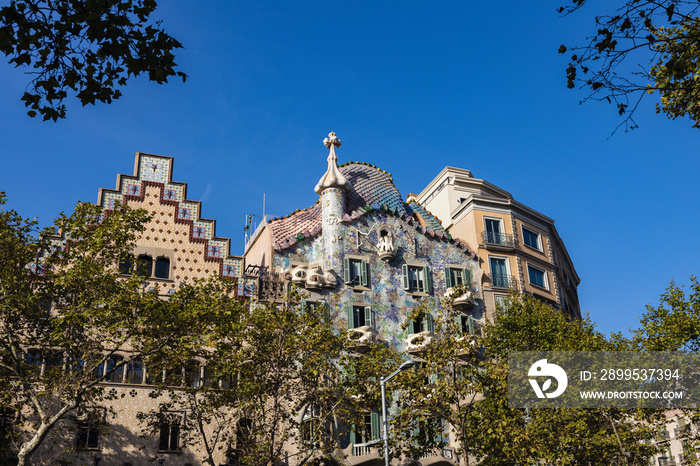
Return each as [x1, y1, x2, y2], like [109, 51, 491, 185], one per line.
[406, 331, 436, 355]
[445, 287, 475, 310]
[419, 447, 457, 466]
[343, 443, 380, 466]
[456, 335, 478, 360]
[257, 272, 287, 302]
[490, 273, 518, 290]
[480, 231, 516, 251]
[347, 326, 381, 353]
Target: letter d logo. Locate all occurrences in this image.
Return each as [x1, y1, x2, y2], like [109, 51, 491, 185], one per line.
[528, 359, 568, 399]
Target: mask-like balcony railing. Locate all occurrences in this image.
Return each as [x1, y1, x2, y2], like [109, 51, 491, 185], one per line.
[490, 273, 518, 289]
[481, 231, 517, 250]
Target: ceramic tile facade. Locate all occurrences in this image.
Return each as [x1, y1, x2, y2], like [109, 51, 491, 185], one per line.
[273, 211, 482, 348]
[27, 152, 242, 466]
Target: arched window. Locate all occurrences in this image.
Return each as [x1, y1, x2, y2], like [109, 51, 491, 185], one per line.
[154, 256, 170, 279]
[136, 254, 153, 278]
[103, 355, 124, 383]
[119, 254, 134, 275]
[125, 359, 144, 384]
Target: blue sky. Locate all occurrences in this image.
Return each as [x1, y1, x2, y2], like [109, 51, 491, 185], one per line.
[1, 1, 698, 337]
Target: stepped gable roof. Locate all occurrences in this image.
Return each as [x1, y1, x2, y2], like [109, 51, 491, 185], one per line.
[268, 162, 453, 251]
[95, 152, 243, 279]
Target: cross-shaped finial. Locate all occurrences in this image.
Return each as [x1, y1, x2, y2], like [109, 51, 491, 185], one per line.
[323, 132, 341, 149]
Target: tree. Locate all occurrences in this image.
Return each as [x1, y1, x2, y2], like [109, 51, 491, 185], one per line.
[459, 294, 658, 465]
[393, 288, 659, 465]
[0, 0, 186, 121]
[634, 276, 700, 351]
[559, 0, 700, 131]
[141, 288, 380, 466]
[631, 277, 700, 463]
[135, 276, 246, 466]
[0, 194, 190, 466]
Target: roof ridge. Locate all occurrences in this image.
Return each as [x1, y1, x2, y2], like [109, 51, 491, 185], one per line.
[339, 161, 395, 186]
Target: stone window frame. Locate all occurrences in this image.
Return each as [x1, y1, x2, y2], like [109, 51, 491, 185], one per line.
[343, 254, 370, 290]
[402, 261, 432, 296]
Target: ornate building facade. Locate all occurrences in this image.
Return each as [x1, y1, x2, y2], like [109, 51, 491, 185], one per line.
[17, 136, 583, 466]
[243, 134, 483, 465]
[27, 152, 243, 466]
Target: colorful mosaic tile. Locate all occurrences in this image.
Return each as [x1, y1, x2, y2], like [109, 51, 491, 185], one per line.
[139, 155, 170, 184]
[94, 153, 243, 280]
[268, 163, 447, 249]
[126, 183, 141, 196]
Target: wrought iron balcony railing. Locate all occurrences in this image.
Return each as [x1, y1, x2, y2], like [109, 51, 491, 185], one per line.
[491, 273, 518, 289]
[481, 231, 517, 249]
[258, 272, 287, 302]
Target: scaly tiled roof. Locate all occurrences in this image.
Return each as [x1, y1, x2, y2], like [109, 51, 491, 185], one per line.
[269, 162, 475, 259]
[406, 200, 446, 238]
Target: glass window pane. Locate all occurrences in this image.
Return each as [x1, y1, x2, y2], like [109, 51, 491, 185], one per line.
[158, 424, 169, 450]
[154, 257, 170, 279]
[490, 258, 507, 287]
[137, 254, 152, 278]
[126, 359, 143, 384]
[169, 423, 179, 450]
[105, 356, 124, 383]
[528, 266, 545, 288]
[523, 228, 539, 249]
[450, 268, 464, 286]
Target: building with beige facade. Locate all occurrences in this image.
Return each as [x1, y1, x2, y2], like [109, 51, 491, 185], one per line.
[415, 167, 580, 320]
[9, 146, 586, 466]
[19, 152, 244, 466]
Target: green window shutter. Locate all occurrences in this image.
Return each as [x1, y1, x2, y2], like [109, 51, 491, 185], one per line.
[408, 317, 415, 335]
[349, 427, 355, 445]
[428, 372, 437, 384]
[365, 307, 374, 328]
[467, 315, 475, 335]
[445, 267, 453, 288]
[426, 313, 435, 333]
[371, 412, 380, 440]
[455, 315, 463, 333]
[402, 264, 409, 291]
[412, 424, 421, 446]
[300, 300, 307, 324]
[462, 268, 469, 285]
[360, 260, 368, 287]
[433, 420, 443, 443]
[347, 305, 355, 329]
[423, 265, 431, 293]
[343, 257, 351, 284]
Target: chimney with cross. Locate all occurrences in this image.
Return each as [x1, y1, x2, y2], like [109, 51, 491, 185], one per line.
[314, 132, 350, 274]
